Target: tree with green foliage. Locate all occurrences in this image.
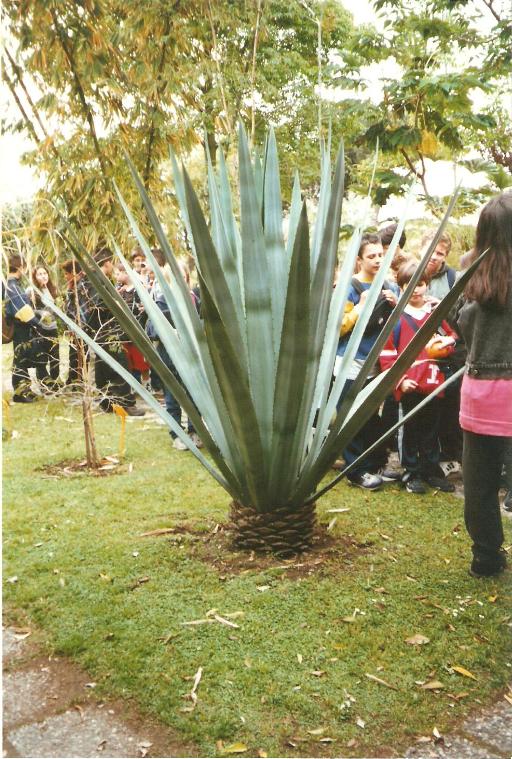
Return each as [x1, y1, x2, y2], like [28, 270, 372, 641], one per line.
[3, 0, 353, 260]
[336, 0, 512, 212]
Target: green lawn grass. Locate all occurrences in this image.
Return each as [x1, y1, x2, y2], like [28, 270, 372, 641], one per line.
[3, 397, 511, 758]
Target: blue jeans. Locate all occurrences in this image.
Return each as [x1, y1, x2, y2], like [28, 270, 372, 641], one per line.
[156, 342, 195, 438]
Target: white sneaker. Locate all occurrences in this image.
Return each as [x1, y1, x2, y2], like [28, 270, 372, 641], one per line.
[172, 436, 188, 451]
[190, 433, 204, 449]
[440, 460, 461, 477]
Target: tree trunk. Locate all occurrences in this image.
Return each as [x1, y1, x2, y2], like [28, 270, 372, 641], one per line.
[229, 501, 316, 556]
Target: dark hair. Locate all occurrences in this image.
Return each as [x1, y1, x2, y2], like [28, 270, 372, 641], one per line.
[61, 259, 82, 275]
[358, 233, 381, 258]
[396, 261, 429, 289]
[32, 264, 57, 299]
[380, 223, 406, 249]
[8, 254, 25, 273]
[151, 247, 166, 267]
[93, 245, 113, 267]
[421, 229, 452, 254]
[131, 246, 145, 261]
[465, 191, 512, 308]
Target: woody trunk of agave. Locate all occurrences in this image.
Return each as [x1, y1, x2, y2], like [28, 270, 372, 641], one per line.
[47, 126, 483, 556]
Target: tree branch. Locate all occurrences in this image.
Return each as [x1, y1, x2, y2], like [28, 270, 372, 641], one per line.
[479, 0, 502, 23]
[250, 0, 265, 144]
[4, 47, 63, 165]
[3, 68, 43, 145]
[143, 13, 173, 188]
[49, 7, 108, 181]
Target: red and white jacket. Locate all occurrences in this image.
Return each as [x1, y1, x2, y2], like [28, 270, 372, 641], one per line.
[379, 304, 457, 400]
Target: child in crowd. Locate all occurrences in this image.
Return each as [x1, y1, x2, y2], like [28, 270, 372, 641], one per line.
[336, 233, 400, 490]
[115, 263, 150, 383]
[380, 263, 457, 494]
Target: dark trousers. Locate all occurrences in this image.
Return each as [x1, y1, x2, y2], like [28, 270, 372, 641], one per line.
[32, 335, 60, 386]
[12, 336, 36, 396]
[463, 431, 506, 561]
[438, 378, 463, 462]
[399, 393, 440, 477]
[340, 378, 387, 477]
[156, 342, 195, 438]
[95, 346, 136, 411]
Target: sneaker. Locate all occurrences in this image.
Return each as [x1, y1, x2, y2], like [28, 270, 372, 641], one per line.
[125, 406, 145, 417]
[347, 472, 383, 491]
[172, 436, 188, 451]
[470, 550, 507, 578]
[190, 432, 204, 449]
[439, 460, 461, 477]
[378, 468, 402, 482]
[405, 476, 427, 494]
[425, 475, 455, 492]
[503, 490, 512, 512]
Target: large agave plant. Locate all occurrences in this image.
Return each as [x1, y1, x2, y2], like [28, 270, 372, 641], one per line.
[45, 125, 484, 554]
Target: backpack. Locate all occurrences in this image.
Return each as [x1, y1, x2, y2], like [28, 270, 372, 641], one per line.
[351, 277, 394, 337]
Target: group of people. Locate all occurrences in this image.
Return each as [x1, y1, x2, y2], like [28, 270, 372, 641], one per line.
[3, 190, 511, 578]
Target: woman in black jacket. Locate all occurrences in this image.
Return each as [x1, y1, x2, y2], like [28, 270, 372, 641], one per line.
[457, 192, 512, 578]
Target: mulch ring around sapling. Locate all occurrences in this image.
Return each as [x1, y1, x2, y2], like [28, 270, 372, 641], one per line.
[139, 520, 374, 579]
[36, 456, 126, 478]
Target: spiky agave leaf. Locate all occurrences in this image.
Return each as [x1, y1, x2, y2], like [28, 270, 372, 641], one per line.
[52, 126, 486, 554]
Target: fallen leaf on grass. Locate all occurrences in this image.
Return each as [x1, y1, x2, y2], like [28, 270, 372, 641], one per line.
[306, 728, 325, 736]
[223, 743, 248, 754]
[297, 653, 303, 664]
[356, 717, 366, 729]
[488, 594, 498, 603]
[157, 632, 179, 644]
[421, 680, 445, 690]
[365, 673, 398, 690]
[415, 736, 432, 744]
[181, 618, 213, 626]
[137, 740, 153, 757]
[405, 634, 430, 646]
[7, 576, 18, 584]
[319, 737, 336, 743]
[309, 670, 326, 677]
[347, 738, 358, 748]
[327, 517, 337, 532]
[12, 627, 31, 640]
[73, 704, 85, 720]
[130, 576, 151, 590]
[504, 694, 512, 706]
[256, 585, 270, 592]
[85, 682, 97, 689]
[257, 751, 267, 758]
[214, 615, 239, 628]
[139, 528, 178, 537]
[326, 508, 350, 513]
[452, 665, 478, 680]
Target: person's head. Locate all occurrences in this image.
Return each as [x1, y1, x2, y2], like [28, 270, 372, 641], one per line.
[465, 191, 512, 308]
[8, 254, 26, 276]
[357, 233, 383, 280]
[32, 264, 57, 298]
[62, 259, 82, 283]
[131, 247, 146, 273]
[150, 248, 165, 268]
[93, 245, 114, 276]
[421, 230, 452, 277]
[115, 264, 130, 286]
[396, 262, 429, 307]
[379, 223, 406, 252]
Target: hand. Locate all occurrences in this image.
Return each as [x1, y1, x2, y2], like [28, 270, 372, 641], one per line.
[358, 290, 368, 305]
[382, 288, 398, 306]
[424, 295, 441, 307]
[400, 378, 418, 393]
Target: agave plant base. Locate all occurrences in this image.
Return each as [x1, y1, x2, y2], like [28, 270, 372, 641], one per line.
[229, 501, 317, 556]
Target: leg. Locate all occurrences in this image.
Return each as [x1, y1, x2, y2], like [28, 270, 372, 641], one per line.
[398, 394, 422, 477]
[463, 430, 505, 570]
[12, 338, 34, 399]
[95, 347, 137, 411]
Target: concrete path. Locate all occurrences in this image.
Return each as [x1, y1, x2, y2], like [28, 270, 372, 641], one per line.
[3, 626, 511, 758]
[2, 628, 195, 758]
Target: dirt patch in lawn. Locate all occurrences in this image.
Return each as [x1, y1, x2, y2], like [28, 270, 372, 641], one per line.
[36, 456, 125, 478]
[140, 521, 373, 580]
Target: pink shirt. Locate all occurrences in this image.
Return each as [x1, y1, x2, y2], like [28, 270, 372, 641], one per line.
[460, 375, 512, 437]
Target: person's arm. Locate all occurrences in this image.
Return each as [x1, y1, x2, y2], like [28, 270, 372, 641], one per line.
[340, 289, 367, 336]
